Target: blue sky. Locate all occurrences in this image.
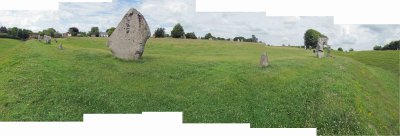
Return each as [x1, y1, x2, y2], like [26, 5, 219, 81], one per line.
[0, 0, 399, 51]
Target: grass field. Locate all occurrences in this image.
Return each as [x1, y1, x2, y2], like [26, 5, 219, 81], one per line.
[333, 50, 400, 75]
[0, 37, 399, 135]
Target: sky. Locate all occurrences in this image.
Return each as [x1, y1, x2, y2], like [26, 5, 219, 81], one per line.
[0, 0, 399, 51]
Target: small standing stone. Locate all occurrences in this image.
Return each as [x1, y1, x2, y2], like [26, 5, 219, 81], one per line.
[59, 43, 63, 50]
[260, 52, 269, 67]
[44, 35, 51, 44]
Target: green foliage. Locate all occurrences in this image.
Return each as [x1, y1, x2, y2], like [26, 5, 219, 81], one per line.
[250, 35, 258, 42]
[185, 32, 197, 39]
[233, 36, 245, 41]
[304, 29, 324, 49]
[78, 32, 87, 37]
[0, 26, 7, 33]
[0, 33, 19, 40]
[204, 33, 213, 39]
[382, 40, 400, 50]
[154, 28, 165, 38]
[373, 45, 382, 50]
[68, 27, 79, 36]
[349, 48, 354, 51]
[106, 27, 115, 36]
[338, 47, 343, 51]
[0, 38, 398, 135]
[215, 37, 225, 40]
[42, 28, 57, 37]
[5, 27, 31, 40]
[89, 27, 100, 37]
[171, 23, 185, 38]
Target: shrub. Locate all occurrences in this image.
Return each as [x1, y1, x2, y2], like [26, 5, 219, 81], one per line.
[185, 32, 197, 39]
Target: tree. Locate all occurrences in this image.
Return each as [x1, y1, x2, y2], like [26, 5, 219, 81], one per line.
[185, 32, 197, 39]
[41, 28, 57, 37]
[382, 40, 400, 50]
[68, 27, 79, 36]
[106, 27, 116, 36]
[204, 33, 213, 39]
[373, 45, 382, 50]
[338, 47, 343, 51]
[251, 35, 258, 43]
[7, 27, 19, 36]
[6, 27, 31, 40]
[47, 28, 57, 37]
[78, 32, 87, 37]
[171, 23, 184, 38]
[349, 48, 354, 51]
[0, 26, 7, 33]
[304, 29, 325, 49]
[154, 28, 165, 38]
[89, 27, 99, 37]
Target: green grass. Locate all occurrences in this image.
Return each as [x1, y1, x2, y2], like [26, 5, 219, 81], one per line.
[333, 50, 400, 75]
[0, 37, 399, 135]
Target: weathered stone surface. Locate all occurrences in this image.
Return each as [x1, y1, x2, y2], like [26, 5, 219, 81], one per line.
[260, 52, 269, 67]
[44, 35, 51, 44]
[316, 37, 328, 58]
[108, 8, 151, 60]
[59, 43, 63, 50]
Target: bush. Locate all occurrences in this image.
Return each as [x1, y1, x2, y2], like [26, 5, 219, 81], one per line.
[349, 48, 354, 51]
[338, 47, 343, 51]
[6, 27, 31, 40]
[185, 32, 197, 39]
[171, 23, 184, 38]
[0, 33, 20, 40]
[373, 45, 382, 50]
[154, 28, 165, 38]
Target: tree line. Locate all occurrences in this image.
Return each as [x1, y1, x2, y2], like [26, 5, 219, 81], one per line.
[373, 40, 400, 50]
[0, 26, 117, 40]
[153, 23, 260, 43]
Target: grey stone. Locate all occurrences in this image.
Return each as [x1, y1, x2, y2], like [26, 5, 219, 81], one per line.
[44, 35, 51, 44]
[316, 37, 328, 58]
[107, 8, 151, 60]
[260, 52, 269, 67]
[59, 43, 63, 50]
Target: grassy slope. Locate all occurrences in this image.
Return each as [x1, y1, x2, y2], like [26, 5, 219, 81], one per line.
[333, 50, 400, 75]
[0, 37, 398, 135]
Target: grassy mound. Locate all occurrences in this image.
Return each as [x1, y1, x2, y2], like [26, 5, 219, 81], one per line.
[334, 50, 399, 75]
[0, 37, 398, 135]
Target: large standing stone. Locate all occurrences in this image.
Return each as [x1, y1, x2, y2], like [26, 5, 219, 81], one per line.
[260, 52, 269, 67]
[108, 8, 151, 60]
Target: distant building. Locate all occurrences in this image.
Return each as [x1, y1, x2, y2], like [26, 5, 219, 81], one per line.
[99, 32, 108, 37]
[63, 32, 71, 37]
